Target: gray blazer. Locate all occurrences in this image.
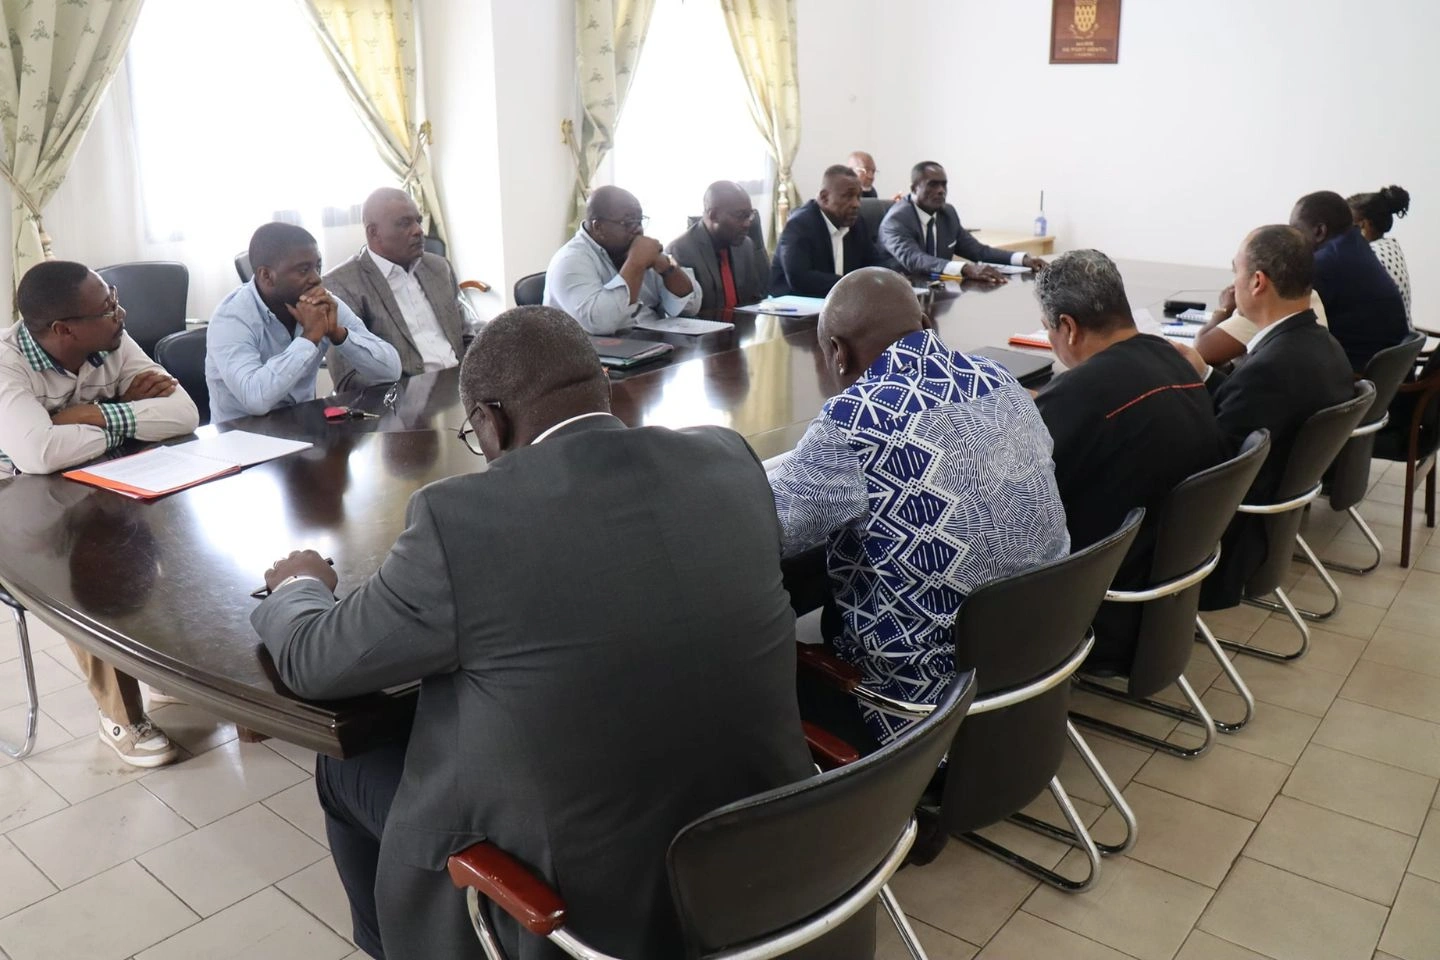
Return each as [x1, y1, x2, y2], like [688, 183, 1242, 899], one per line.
[879, 198, 1016, 276]
[666, 220, 768, 311]
[251, 416, 812, 960]
[323, 247, 465, 387]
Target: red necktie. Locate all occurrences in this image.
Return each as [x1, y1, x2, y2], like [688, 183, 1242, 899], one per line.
[718, 246, 739, 310]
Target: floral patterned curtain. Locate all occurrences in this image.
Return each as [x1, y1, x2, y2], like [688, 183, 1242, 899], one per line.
[0, 0, 144, 290]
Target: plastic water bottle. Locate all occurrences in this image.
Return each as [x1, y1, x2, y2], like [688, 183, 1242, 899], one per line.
[1033, 190, 1048, 238]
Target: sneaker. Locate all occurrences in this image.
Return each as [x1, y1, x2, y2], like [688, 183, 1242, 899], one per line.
[98, 711, 179, 768]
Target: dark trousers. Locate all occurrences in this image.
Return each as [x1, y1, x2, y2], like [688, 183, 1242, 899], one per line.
[315, 740, 408, 960]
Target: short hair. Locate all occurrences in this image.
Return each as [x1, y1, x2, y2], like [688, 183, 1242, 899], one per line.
[1243, 225, 1314, 299]
[16, 260, 93, 334]
[1033, 249, 1132, 332]
[1293, 191, 1353, 239]
[1347, 184, 1411, 236]
[821, 164, 859, 190]
[909, 161, 942, 189]
[459, 306, 608, 414]
[248, 222, 317, 271]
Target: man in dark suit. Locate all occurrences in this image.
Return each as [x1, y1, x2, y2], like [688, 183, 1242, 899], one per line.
[880, 162, 1047, 283]
[666, 180, 768, 311]
[250, 306, 813, 960]
[323, 188, 466, 389]
[768, 165, 887, 297]
[1173, 225, 1354, 608]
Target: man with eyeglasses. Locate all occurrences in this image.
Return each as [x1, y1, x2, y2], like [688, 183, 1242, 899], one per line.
[544, 185, 700, 334]
[666, 180, 769, 312]
[0, 259, 200, 767]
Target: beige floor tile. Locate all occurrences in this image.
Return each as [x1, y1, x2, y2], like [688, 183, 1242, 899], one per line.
[1176, 929, 1275, 960]
[1314, 533, 1397, 573]
[1093, 782, 1253, 888]
[22, 734, 157, 804]
[1377, 874, 1440, 960]
[1341, 661, 1440, 725]
[145, 703, 238, 758]
[887, 840, 1039, 946]
[134, 887, 352, 960]
[1243, 796, 1414, 905]
[1267, 587, 1386, 642]
[1381, 580, 1440, 633]
[1200, 606, 1271, 645]
[0, 653, 84, 713]
[0, 860, 196, 960]
[1244, 620, 1368, 677]
[1055, 731, 1153, 807]
[0, 836, 55, 920]
[0, 706, 73, 769]
[1412, 543, 1440, 575]
[1199, 858, 1387, 960]
[36, 682, 114, 741]
[1210, 651, 1344, 718]
[262, 780, 328, 849]
[141, 739, 308, 827]
[1070, 686, 1182, 742]
[877, 915, 978, 960]
[1293, 567, 1406, 614]
[1284, 744, 1436, 836]
[977, 910, 1131, 959]
[275, 857, 356, 944]
[0, 761, 67, 832]
[972, 787, 1104, 872]
[1333, 515, 1432, 554]
[1024, 850, 1212, 960]
[138, 804, 326, 917]
[1179, 689, 1320, 766]
[264, 738, 319, 775]
[1364, 625, 1440, 680]
[1135, 743, 1290, 821]
[1407, 809, 1440, 882]
[8, 782, 192, 889]
[1314, 699, 1440, 778]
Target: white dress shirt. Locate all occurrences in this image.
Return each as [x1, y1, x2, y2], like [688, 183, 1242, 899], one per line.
[366, 247, 458, 372]
[824, 211, 849, 275]
[544, 228, 701, 335]
[913, 202, 1027, 267]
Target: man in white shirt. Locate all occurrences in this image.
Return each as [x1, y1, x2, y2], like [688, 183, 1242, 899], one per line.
[323, 188, 468, 389]
[544, 185, 700, 335]
[0, 260, 200, 767]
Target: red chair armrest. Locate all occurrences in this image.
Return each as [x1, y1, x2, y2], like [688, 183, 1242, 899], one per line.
[804, 721, 860, 769]
[459, 279, 491, 293]
[796, 642, 862, 692]
[447, 841, 566, 937]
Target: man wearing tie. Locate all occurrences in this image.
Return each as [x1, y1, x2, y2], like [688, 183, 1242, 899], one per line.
[768, 165, 886, 298]
[880, 162, 1047, 283]
[666, 181, 768, 312]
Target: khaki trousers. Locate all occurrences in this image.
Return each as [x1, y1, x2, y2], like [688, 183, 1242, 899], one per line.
[65, 642, 145, 727]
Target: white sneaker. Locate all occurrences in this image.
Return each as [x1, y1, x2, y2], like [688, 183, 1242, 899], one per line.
[98, 712, 179, 768]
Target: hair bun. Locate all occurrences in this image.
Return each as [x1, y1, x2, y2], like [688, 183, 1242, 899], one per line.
[1380, 185, 1411, 218]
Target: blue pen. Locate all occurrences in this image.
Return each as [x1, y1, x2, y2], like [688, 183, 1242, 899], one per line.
[764, 306, 802, 313]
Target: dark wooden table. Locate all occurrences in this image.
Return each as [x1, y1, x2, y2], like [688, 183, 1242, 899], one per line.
[0, 260, 1229, 757]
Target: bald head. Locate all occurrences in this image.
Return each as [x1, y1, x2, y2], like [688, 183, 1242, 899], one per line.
[818, 268, 925, 390]
[846, 151, 876, 191]
[361, 187, 425, 267]
[703, 181, 756, 245]
[584, 185, 644, 260]
[587, 185, 639, 222]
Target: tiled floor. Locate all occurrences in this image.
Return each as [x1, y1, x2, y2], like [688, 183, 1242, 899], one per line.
[2, 459, 1439, 959]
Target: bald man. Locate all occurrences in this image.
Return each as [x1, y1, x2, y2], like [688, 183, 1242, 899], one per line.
[846, 151, 879, 198]
[546, 185, 700, 334]
[666, 181, 769, 311]
[769, 268, 1068, 745]
[253, 305, 813, 959]
[768, 165, 888, 297]
[322, 187, 466, 389]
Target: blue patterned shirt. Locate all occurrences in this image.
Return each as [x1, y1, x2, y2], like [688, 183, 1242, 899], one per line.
[770, 329, 1069, 741]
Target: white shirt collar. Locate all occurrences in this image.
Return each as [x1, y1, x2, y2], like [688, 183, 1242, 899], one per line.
[822, 210, 848, 240]
[532, 411, 614, 445]
[910, 196, 934, 227]
[1246, 309, 1306, 354]
[367, 245, 415, 278]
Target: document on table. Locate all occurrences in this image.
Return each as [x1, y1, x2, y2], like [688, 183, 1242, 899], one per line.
[733, 295, 827, 317]
[170, 430, 312, 467]
[1134, 308, 1161, 335]
[1008, 328, 1053, 350]
[979, 262, 1032, 274]
[63, 430, 313, 499]
[634, 316, 735, 335]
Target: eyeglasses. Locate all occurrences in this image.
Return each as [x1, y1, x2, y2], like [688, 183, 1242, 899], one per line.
[724, 208, 759, 222]
[456, 400, 502, 456]
[53, 285, 121, 326]
[592, 215, 649, 231]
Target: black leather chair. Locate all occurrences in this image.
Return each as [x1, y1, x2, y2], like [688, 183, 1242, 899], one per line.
[97, 261, 188, 358]
[1372, 345, 1440, 567]
[234, 251, 253, 284]
[1213, 381, 1376, 661]
[154, 328, 210, 427]
[513, 272, 546, 307]
[448, 672, 978, 960]
[0, 585, 37, 760]
[424, 236, 446, 258]
[858, 197, 895, 245]
[1072, 431, 1271, 758]
[1321, 331, 1425, 574]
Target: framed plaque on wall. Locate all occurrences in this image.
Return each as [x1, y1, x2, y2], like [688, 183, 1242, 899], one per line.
[1051, 0, 1121, 64]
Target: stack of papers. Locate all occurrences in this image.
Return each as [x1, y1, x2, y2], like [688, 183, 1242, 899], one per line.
[734, 295, 827, 317]
[64, 430, 312, 500]
[1008, 329, 1052, 350]
[634, 316, 734, 335]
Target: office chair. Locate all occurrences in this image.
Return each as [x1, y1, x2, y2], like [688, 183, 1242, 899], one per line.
[96, 261, 188, 357]
[513, 272, 546, 307]
[153, 328, 211, 427]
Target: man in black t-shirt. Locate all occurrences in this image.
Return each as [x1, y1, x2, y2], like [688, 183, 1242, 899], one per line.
[1032, 250, 1228, 670]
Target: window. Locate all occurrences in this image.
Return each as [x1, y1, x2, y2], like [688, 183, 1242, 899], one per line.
[608, 0, 771, 246]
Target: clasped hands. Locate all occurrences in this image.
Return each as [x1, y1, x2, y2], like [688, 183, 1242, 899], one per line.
[958, 255, 1048, 286]
[263, 549, 339, 594]
[287, 287, 347, 345]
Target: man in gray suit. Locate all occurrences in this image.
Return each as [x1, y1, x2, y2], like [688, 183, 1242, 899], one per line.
[323, 187, 466, 389]
[879, 161, 1047, 284]
[666, 181, 769, 311]
[251, 306, 813, 960]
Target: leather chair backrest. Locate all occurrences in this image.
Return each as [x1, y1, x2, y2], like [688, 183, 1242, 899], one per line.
[234, 251, 253, 284]
[1248, 380, 1375, 594]
[424, 236, 446, 258]
[153, 328, 210, 427]
[940, 509, 1143, 832]
[667, 672, 976, 960]
[1125, 431, 1271, 697]
[1330, 332, 1425, 509]
[513, 272, 546, 307]
[858, 197, 895, 244]
[97, 261, 188, 358]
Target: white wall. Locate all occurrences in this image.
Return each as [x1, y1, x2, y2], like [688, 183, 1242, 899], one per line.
[867, 0, 1440, 320]
[792, 0, 878, 201]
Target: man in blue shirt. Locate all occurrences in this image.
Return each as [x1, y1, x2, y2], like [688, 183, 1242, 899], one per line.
[768, 267, 1069, 743]
[206, 223, 402, 423]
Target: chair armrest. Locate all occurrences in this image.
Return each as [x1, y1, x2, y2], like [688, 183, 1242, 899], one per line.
[796, 643, 861, 692]
[459, 279, 491, 293]
[803, 721, 860, 769]
[447, 841, 566, 937]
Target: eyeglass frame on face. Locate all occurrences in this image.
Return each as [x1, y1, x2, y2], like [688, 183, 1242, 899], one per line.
[52, 284, 121, 327]
[590, 215, 650, 232]
[457, 400, 503, 456]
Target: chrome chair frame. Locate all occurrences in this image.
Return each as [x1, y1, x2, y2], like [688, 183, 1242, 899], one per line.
[0, 585, 38, 759]
[1230, 483, 1325, 658]
[1306, 414, 1390, 576]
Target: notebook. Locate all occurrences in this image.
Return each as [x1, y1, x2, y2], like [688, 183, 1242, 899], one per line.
[589, 335, 673, 369]
[733, 295, 828, 318]
[1008, 328, 1052, 350]
[64, 430, 312, 500]
[634, 316, 734, 335]
[969, 346, 1055, 388]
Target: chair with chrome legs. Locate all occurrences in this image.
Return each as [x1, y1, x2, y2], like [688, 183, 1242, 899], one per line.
[1315, 331, 1423, 575]
[1072, 431, 1270, 759]
[0, 584, 39, 759]
[1370, 342, 1440, 567]
[449, 672, 978, 960]
[798, 510, 1144, 892]
[1208, 381, 1375, 661]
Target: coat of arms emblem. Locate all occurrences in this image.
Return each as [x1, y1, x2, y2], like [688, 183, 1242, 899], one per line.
[1073, 0, 1099, 36]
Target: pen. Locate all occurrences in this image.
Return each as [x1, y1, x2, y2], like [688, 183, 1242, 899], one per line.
[250, 557, 336, 599]
[764, 307, 802, 313]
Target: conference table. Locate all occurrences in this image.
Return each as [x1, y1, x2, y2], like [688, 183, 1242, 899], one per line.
[0, 259, 1230, 757]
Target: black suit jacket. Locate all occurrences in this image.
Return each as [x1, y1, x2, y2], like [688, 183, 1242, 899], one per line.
[767, 199, 886, 297]
[879, 199, 1015, 277]
[251, 416, 813, 960]
[1201, 310, 1354, 607]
